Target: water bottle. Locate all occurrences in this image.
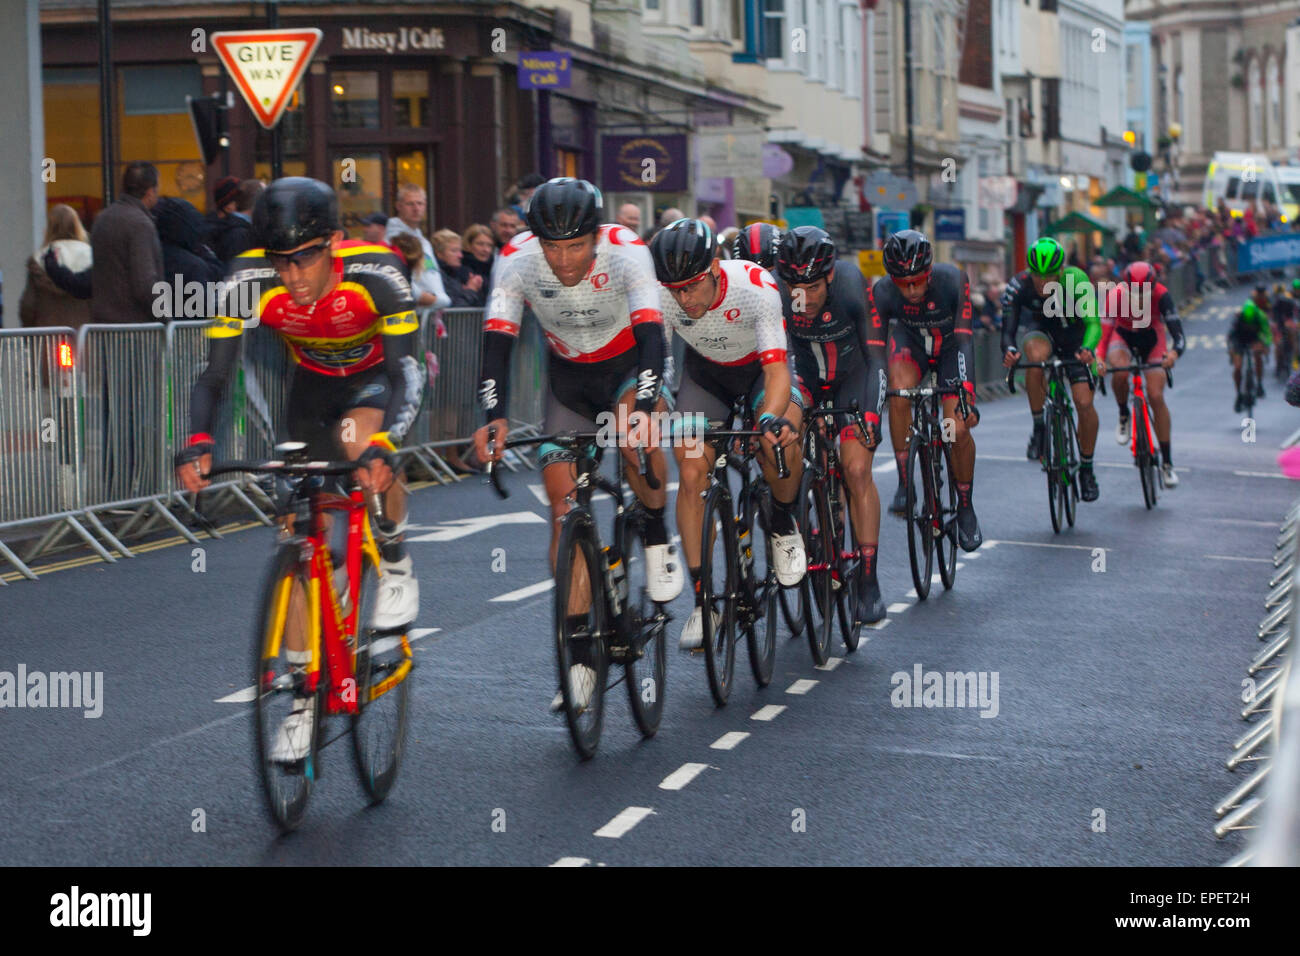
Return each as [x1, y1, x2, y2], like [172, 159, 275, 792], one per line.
[605, 544, 626, 616]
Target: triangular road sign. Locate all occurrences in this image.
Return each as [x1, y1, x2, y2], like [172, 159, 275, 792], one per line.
[211, 29, 322, 129]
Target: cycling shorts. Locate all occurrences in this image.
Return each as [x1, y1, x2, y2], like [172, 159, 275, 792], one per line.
[285, 363, 392, 460]
[888, 322, 971, 394]
[670, 350, 802, 436]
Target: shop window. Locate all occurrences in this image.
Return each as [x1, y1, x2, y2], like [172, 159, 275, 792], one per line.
[333, 152, 385, 234]
[331, 70, 381, 129]
[393, 70, 430, 128]
[556, 148, 580, 178]
[118, 64, 206, 208]
[43, 68, 102, 210]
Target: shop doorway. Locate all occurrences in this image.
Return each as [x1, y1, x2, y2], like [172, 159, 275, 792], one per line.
[331, 147, 434, 237]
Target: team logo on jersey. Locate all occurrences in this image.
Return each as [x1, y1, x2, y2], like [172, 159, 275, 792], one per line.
[725, 308, 741, 323]
[591, 273, 610, 290]
[333, 296, 348, 312]
[540, 289, 557, 297]
[561, 308, 601, 317]
[927, 301, 935, 310]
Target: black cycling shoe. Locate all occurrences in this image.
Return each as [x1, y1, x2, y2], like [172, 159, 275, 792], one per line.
[1079, 467, 1099, 502]
[889, 483, 908, 515]
[1026, 427, 1045, 460]
[1234, 394, 1244, 413]
[855, 573, 886, 625]
[1257, 383, 1266, 398]
[957, 506, 983, 552]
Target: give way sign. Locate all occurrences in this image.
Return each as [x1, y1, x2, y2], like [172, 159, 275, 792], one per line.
[211, 29, 322, 129]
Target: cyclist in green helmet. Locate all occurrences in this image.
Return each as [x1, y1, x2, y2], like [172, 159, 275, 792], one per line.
[1001, 237, 1103, 501]
[1229, 298, 1272, 412]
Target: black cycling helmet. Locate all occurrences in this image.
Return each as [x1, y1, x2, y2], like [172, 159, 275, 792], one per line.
[650, 218, 717, 285]
[732, 223, 783, 270]
[776, 226, 837, 284]
[882, 229, 933, 278]
[253, 177, 339, 252]
[525, 177, 603, 240]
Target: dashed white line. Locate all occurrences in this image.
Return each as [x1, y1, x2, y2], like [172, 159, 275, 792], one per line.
[711, 731, 750, 750]
[1233, 470, 1288, 479]
[490, 579, 555, 602]
[887, 602, 912, 614]
[814, 657, 843, 672]
[1204, 554, 1273, 563]
[659, 763, 709, 791]
[786, 678, 819, 695]
[977, 454, 1141, 470]
[550, 857, 590, 867]
[866, 618, 891, 630]
[594, 806, 654, 838]
[983, 539, 1098, 552]
[751, 704, 787, 721]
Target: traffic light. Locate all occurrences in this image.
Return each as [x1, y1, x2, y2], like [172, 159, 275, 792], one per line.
[1130, 151, 1153, 173]
[187, 93, 231, 167]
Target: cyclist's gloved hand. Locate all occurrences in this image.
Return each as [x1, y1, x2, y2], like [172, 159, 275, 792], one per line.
[960, 382, 980, 428]
[1002, 347, 1020, 369]
[358, 434, 397, 493]
[759, 413, 796, 447]
[175, 434, 214, 493]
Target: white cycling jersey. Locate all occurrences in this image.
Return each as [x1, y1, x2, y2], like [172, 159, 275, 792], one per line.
[484, 224, 661, 362]
[660, 259, 788, 367]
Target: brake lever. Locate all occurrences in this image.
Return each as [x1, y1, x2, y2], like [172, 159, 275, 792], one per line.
[483, 427, 510, 499]
[636, 446, 661, 491]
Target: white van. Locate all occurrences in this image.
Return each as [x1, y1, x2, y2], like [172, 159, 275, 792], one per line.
[1274, 165, 1300, 223]
[1204, 152, 1294, 223]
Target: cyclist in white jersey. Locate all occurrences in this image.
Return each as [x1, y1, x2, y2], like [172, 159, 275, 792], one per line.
[650, 219, 807, 649]
[473, 179, 682, 710]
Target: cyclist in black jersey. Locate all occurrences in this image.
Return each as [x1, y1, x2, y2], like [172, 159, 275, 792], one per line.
[776, 226, 889, 624]
[872, 229, 982, 551]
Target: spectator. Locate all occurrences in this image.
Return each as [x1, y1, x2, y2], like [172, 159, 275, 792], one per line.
[20, 203, 92, 329]
[432, 229, 484, 307]
[212, 179, 262, 263]
[489, 207, 522, 254]
[360, 212, 390, 246]
[389, 231, 450, 322]
[699, 214, 718, 234]
[202, 175, 240, 246]
[508, 172, 547, 217]
[462, 223, 495, 296]
[1068, 241, 1085, 270]
[88, 161, 164, 324]
[153, 196, 225, 311]
[385, 183, 436, 265]
[616, 203, 641, 233]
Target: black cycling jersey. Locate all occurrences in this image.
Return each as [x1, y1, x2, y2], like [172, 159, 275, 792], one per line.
[869, 263, 975, 391]
[1273, 294, 1298, 322]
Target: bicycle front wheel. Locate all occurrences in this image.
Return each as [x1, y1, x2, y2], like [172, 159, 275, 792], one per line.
[1046, 407, 1063, 534]
[934, 437, 959, 591]
[253, 543, 322, 833]
[781, 469, 812, 638]
[554, 510, 609, 759]
[1061, 407, 1079, 528]
[1135, 409, 1157, 510]
[351, 546, 412, 804]
[700, 484, 738, 706]
[622, 512, 667, 737]
[905, 438, 934, 600]
[804, 476, 835, 665]
[741, 487, 778, 687]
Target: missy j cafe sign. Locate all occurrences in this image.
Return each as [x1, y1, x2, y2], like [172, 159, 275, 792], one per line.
[601, 135, 688, 193]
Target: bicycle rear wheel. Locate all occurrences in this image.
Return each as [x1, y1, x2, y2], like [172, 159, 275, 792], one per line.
[1135, 408, 1157, 510]
[700, 484, 738, 706]
[934, 437, 959, 591]
[252, 543, 322, 833]
[351, 548, 412, 804]
[1061, 408, 1079, 528]
[834, 497, 863, 652]
[622, 512, 667, 737]
[1046, 407, 1063, 534]
[905, 438, 934, 600]
[739, 486, 778, 686]
[803, 477, 835, 665]
[554, 511, 609, 759]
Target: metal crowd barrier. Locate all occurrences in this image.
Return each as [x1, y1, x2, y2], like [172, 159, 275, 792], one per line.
[1216, 496, 1299, 865]
[0, 308, 550, 581]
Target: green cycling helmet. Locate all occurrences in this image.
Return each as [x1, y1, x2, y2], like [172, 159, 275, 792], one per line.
[1242, 300, 1263, 322]
[1027, 237, 1065, 276]
[1291, 278, 1300, 293]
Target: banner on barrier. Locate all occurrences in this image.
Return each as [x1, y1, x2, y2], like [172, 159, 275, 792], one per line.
[1238, 234, 1300, 272]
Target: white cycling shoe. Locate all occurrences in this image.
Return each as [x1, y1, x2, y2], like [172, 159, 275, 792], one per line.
[1161, 463, 1179, 488]
[679, 605, 720, 650]
[549, 664, 597, 713]
[770, 531, 807, 586]
[270, 697, 315, 763]
[644, 543, 683, 602]
[370, 556, 418, 631]
[1115, 414, 1130, 445]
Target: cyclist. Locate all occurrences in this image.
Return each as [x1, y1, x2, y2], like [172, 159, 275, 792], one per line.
[175, 177, 423, 761]
[1270, 282, 1298, 380]
[874, 229, 983, 550]
[1229, 299, 1271, 412]
[649, 219, 806, 648]
[1000, 237, 1102, 502]
[471, 178, 681, 710]
[1097, 260, 1186, 488]
[731, 222, 783, 272]
[777, 226, 888, 624]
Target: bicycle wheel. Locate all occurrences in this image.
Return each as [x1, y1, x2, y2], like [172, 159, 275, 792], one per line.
[833, 492, 863, 652]
[622, 512, 667, 737]
[252, 543, 322, 833]
[699, 484, 738, 706]
[1045, 406, 1063, 534]
[803, 477, 835, 665]
[904, 437, 934, 600]
[1242, 359, 1256, 417]
[1134, 409, 1157, 510]
[351, 546, 412, 804]
[1061, 407, 1079, 529]
[739, 485, 778, 686]
[553, 510, 609, 759]
[780, 469, 812, 638]
[934, 437, 959, 591]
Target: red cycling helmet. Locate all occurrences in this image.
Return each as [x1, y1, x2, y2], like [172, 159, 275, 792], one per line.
[1122, 261, 1155, 285]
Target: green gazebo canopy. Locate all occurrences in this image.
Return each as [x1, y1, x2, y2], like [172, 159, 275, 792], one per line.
[1044, 210, 1117, 257]
[1094, 185, 1159, 209]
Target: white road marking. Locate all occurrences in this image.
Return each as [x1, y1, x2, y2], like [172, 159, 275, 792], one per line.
[595, 806, 654, 838]
[215, 628, 441, 702]
[405, 511, 546, 542]
[1208, 518, 1286, 527]
[490, 579, 555, 602]
[528, 481, 679, 508]
[982, 539, 1099, 552]
[977, 453, 1162, 471]
[711, 731, 750, 750]
[786, 679, 819, 695]
[963, 550, 982, 559]
[873, 459, 897, 475]
[866, 618, 891, 630]
[550, 857, 590, 867]
[814, 657, 843, 672]
[887, 602, 911, 614]
[1233, 470, 1289, 479]
[751, 704, 787, 721]
[880, 747, 998, 761]
[659, 763, 709, 791]
[1204, 554, 1273, 563]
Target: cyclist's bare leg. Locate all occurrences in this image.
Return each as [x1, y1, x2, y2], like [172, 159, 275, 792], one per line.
[541, 459, 591, 615]
[1255, 342, 1267, 383]
[1106, 345, 1132, 409]
[757, 403, 804, 504]
[839, 436, 879, 550]
[615, 388, 671, 512]
[1146, 369, 1171, 443]
[339, 406, 406, 524]
[1020, 333, 1052, 415]
[1231, 350, 1243, 392]
[888, 358, 921, 470]
[1072, 380, 1098, 456]
[941, 395, 976, 483]
[673, 435, 718, 571]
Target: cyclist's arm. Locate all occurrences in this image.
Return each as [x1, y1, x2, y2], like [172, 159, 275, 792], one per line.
[1000, 276, 1026, 353]
[188, 331, 239, 444]
[1158, 289, 1186, 354]
[859, 278, 888, 422]
[368, 328, 423, 453]
[478, 259, 526, 422]
[954, 271, 976, 400]
[621, 239, 667, 414]
[754, 282, 793, 422]
[1073, 275, 1101, 352]
[1096, 286, 1117, 358]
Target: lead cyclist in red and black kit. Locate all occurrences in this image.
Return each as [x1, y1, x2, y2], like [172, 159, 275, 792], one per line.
[175, 178, 423, 761]
[873, 229, 982, 551]
[776, 226, 889, 624]
[472, 178, 680, 710]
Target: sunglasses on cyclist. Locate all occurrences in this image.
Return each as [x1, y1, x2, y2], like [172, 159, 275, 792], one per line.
[891, 270, 931, 294]
[266, 241, 331, 271]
